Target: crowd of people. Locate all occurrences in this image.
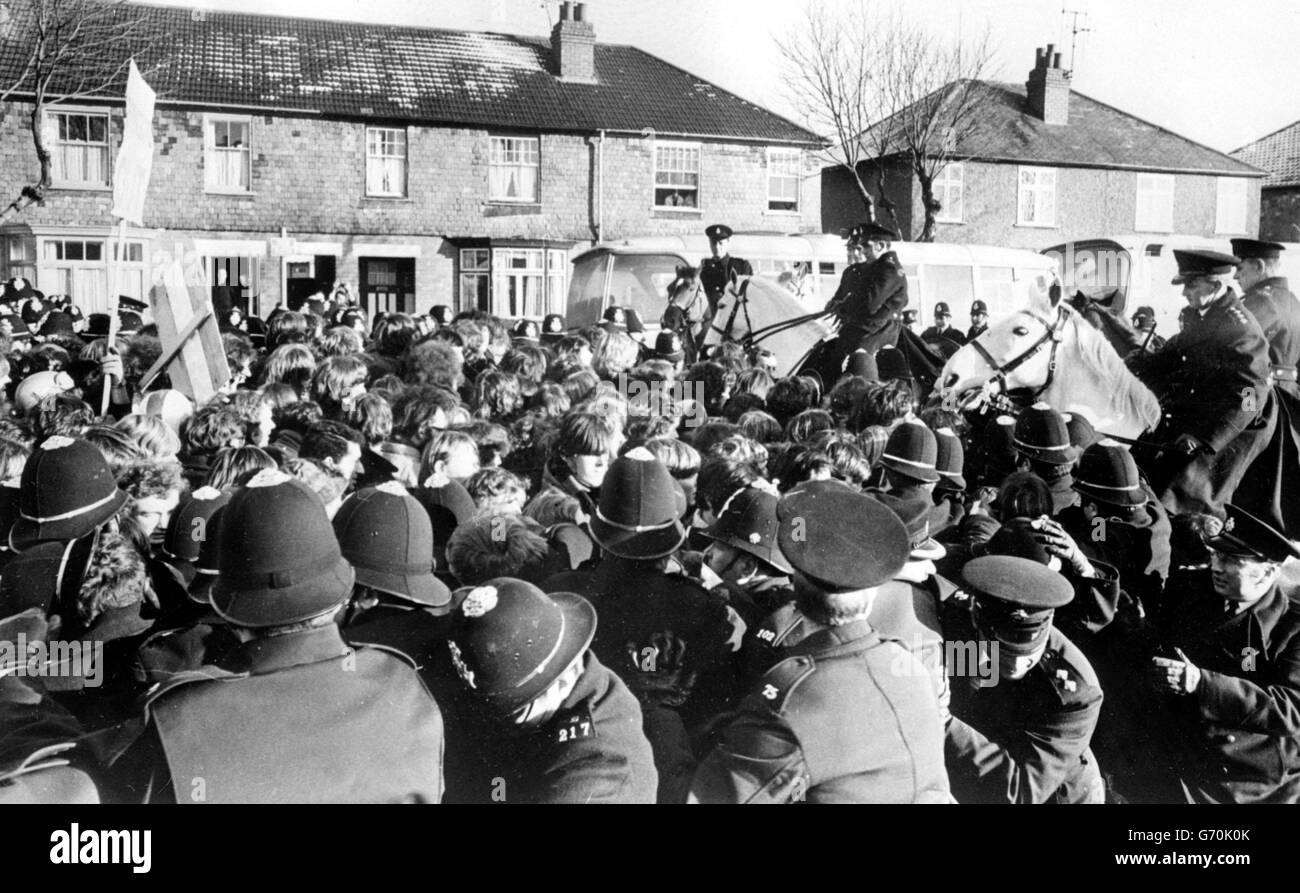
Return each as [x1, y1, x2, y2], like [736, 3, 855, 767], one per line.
[0, 221, 1297, 805]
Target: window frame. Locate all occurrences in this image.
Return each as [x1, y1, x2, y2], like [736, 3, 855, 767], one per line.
[767, 147, 802, 213]
[653, 140, 702, 211]
[933, 162, 965, 224]
[1215, 176, 1249, 235]
[1134, 173, 1176, 233]
[1016, 165, 1057, 228]
[365, 126, 409, 198]
[488, 135, 541, 204]
[203, 114, 253, 195]
[43, 105, 113, 190]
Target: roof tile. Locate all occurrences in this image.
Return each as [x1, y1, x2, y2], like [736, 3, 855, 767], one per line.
[0, 1, 819, 145]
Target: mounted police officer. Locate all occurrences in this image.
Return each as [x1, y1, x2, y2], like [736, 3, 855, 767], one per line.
[1125, 249, 1271, 515]
[689, 483, 951, 803]
[825, 221, 909, 382]
[1143, 504, 1300, 803]
[699, 224, 753, 315]
[942, 555, 1105, 803]
[115, 470, 445, 803]
[1230, 238, 1300, 538]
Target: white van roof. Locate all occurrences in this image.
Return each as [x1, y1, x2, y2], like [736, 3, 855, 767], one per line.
[577, 235, 1056, 269]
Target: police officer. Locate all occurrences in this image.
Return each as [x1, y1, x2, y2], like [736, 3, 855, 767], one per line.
[1232, 239, 1300, 398]
[1145, 504, 1300, 803]
[438, 578, 658, 804]
[825, 222, 909, 381]
[1130, 305, 1165, 352]
[922, 302, 967, 347]
[1126, 249, 1271, 515]
[700, 224, 753, 313]
[544, 449, 736, 802]
[1013, 402, 1080, 514]
[689, 484, 951, 803]
[942, 555, 1105, 803]
[1229, 238, 1300, 537]
[966, 300, 989, 342]
[116, 470, 445, 803]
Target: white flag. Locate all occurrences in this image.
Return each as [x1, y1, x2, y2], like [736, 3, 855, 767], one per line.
[111, 60, 156, 225]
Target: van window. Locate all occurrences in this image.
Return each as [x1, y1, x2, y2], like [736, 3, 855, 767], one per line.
[921, 264, 975, 308]
[978, 266, 1016, 315]
[566, 253, 610, 328]
[607, 253, 680, 325]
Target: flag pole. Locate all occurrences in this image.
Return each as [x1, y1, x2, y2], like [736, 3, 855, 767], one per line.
[101, 217, 128, 415]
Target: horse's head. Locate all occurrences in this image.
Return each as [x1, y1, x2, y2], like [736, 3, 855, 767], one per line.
[936, 304, 1069, 413]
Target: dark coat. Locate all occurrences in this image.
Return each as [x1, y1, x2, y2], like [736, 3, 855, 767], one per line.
[440, 651, 658, 804]
[119, 624, 444, 803]
[922, 325, 967, 346]
[833, 252, 909, 336]
[1153, 576, 1300, 803]
[689, 619, 951, 803]
[941, 594, 1104, 803]
[699, 255, 753, 306]
[1241, 276, 1300, 389]
[1128, 289, 1272, 514]
[1057, 501, 1171, 614]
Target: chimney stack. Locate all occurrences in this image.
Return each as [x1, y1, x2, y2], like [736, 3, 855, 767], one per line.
[1026, 43, 1070, 125]
[552, 2, 596, 83]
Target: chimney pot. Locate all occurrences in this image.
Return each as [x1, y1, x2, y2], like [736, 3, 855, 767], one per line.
[552, 1, 595, 82]
[1027, 43, 1070, 124]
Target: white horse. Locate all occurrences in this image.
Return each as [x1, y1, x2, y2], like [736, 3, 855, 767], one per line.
[935, 294, 1163, 442]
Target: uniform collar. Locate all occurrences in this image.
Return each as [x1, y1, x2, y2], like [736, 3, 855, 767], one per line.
[228, 623, 351, 674]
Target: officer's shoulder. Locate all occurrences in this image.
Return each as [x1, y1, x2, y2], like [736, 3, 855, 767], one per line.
[1037, 633, 1101, 704]
[352, 641, 422, 670]
[1220, 295, 1255, 329]
[753, 654, 818, 712]
[144, 666, 248, 711]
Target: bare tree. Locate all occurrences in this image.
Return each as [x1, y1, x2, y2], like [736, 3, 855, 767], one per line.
[1, 0, 154, 219]
[876, 19, 997, 241]
[776, 1, 898, 229]
[777, 1, 998, 241]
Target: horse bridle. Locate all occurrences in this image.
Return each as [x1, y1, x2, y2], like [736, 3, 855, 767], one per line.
[967, 304, 1069, 407]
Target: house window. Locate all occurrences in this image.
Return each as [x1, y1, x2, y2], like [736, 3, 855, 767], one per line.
[37, 237, 146, 312]
[654, 142, 701, 209]
[934, 163, 964, 223]
[2, 234, 37, 283]
[459, 249, 491, 312]
[489, 136, 540, 203]
[1135, 173, 1175, 232]
[366, 127, 408, 197]
[46, 109, 110, 187]
[767, 148, 801, 212]
[1216, 177, 1248, 235]
[1017, 166, 1056, 227]
[204, 115, 251, 193]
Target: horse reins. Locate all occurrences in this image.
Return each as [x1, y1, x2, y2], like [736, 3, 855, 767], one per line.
[968, 305, 1068, 403]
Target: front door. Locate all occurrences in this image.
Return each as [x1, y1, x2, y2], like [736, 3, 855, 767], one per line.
[360, 257, 415, 315]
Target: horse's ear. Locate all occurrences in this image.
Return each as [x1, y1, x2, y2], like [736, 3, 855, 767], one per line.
[1048, 279, 1063, 308]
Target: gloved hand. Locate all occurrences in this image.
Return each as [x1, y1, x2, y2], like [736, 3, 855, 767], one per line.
[1148, 648, 1201, 696]
[1033, 517, 1095, 577]
[1171, 433, 1207, 457]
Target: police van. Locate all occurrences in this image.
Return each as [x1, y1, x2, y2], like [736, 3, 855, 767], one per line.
[566, 233, 1058, 333]
[1045, 235, 1300, 338]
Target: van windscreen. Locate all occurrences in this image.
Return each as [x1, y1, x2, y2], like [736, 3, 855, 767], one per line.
[605, 254, 682, 326]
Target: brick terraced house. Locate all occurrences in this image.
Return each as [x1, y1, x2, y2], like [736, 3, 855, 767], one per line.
[0, 1, 822, 318]
[822, 46, 1265, 250]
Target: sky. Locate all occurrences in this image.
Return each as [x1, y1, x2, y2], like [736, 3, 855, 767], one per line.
[140, 0, 1300, 154]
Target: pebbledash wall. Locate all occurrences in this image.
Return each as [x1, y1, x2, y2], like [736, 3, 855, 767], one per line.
[823, 161, 1260, 250]
[0, 100, 822, 317]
